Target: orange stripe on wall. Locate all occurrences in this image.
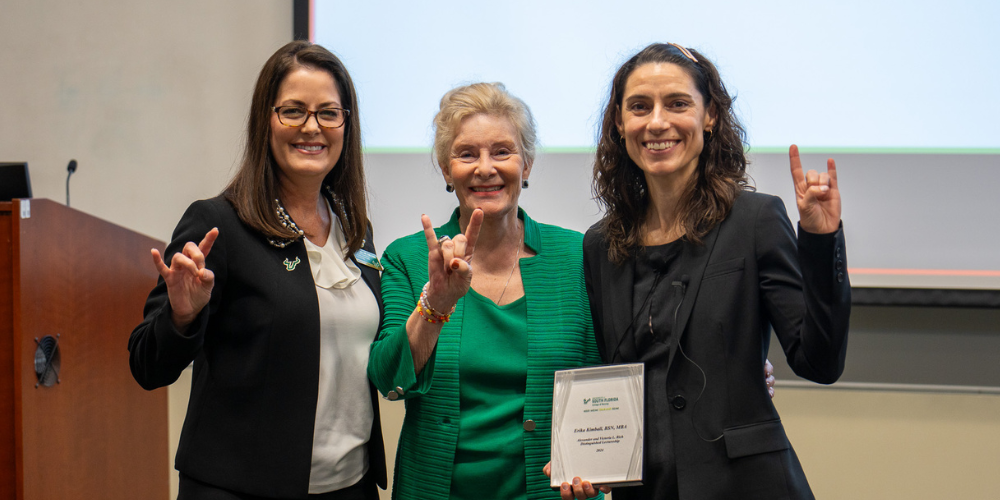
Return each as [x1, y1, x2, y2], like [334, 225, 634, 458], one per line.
[850, 268, 1000, 277]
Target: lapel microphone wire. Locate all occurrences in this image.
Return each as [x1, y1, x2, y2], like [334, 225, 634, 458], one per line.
[603, 251, 720, 442]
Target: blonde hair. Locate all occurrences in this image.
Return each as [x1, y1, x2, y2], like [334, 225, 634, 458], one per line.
[432, 82, 537, 170]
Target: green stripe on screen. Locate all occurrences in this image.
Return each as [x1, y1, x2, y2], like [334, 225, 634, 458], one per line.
[363, 146, 1000, 155]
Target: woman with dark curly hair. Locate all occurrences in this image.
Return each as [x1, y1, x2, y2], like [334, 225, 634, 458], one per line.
[565, 43, 850, 499]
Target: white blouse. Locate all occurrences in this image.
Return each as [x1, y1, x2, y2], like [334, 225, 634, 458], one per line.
[304, 206, 379, 494]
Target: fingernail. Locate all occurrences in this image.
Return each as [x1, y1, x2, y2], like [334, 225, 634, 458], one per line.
[820, 186, 830, 192]
[573, 478, 581, 486]
[451, 261, 459, 270]
[562, 484, 570, 491]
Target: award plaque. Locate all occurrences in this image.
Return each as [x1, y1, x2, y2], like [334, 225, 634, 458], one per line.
[550, 363, 644, 488]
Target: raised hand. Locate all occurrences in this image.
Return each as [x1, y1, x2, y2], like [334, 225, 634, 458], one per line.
[151, 227, 219, 330]
[422, 209, 484, 312]
[788, 144, 841, 234]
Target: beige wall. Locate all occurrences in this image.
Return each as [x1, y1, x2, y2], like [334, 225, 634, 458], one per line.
[776, 387, 1000, 499]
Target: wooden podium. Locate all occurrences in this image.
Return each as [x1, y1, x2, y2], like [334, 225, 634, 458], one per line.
[0, 198, 168, 499]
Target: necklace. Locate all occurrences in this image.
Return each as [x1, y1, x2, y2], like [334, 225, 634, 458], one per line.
[268, 199, 305, 248]
[495, 229, 523, 305]
[268, 186, 336, 248]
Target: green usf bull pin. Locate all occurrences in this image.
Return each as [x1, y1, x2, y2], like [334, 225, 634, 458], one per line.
[283, 257, 301, 271]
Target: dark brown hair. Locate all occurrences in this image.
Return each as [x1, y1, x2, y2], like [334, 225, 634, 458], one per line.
[593, 43, 751, 263]
[223, 41, 368, 254]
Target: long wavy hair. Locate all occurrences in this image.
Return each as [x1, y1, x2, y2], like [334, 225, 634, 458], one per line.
[223, 41, 368, 255]
[593, 43, 751, 263]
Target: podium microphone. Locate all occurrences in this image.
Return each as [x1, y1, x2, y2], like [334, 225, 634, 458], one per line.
[65, 159, 77, 207]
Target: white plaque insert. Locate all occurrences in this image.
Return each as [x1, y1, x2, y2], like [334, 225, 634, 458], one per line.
[550, 363, 644, 488]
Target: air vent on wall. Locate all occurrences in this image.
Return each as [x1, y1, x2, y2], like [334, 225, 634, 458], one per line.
[34, 334, 61, 388]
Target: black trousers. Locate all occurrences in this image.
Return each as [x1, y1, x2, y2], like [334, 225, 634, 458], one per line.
[178, 468, 378, 500]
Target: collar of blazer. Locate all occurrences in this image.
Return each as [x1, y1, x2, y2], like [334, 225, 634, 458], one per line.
[602, 222, 722, 362]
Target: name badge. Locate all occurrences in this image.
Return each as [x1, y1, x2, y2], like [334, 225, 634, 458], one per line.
[354, 248, 383, 271]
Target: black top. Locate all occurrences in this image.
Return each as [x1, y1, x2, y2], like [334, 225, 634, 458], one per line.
[631, 240, 685, 498]
[631, 240, 685, 351]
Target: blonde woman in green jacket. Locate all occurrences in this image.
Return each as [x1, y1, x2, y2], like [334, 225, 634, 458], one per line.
[367, 82, 605, 500]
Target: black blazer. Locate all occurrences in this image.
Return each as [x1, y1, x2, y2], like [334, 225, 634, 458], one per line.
[128, 196, 387, 498]
[583, 192, 850, 499]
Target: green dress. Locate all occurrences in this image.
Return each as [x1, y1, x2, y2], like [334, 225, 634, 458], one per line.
[367, 208, 603, 500]
[450, 290, 528, 499]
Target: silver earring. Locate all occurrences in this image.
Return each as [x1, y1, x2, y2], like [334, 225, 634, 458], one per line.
[522, 180, 529, 189]
[445, 183, 455, 193]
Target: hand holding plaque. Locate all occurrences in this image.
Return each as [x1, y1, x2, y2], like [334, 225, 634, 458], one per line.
[549, 363, 644, 488]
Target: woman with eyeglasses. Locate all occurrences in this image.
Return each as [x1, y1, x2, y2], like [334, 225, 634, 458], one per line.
[557, 43, 851, 500]
[128, 41, 386, 500]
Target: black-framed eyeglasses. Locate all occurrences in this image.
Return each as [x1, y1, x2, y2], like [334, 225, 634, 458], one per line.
[271, 106, 350, 129]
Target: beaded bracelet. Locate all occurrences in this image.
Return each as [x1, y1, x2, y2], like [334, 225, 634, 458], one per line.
[417, 302, 450, 324]
[418, 282, 455, 323]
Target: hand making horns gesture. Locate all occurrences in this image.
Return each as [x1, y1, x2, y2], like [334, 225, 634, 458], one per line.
[151, 227, 219, 330]
[421, 209, 484, 313]
[789, 144, 842, 234]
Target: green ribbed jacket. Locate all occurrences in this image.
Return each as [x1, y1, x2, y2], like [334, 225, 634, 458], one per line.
[368, 208, 602, 500]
